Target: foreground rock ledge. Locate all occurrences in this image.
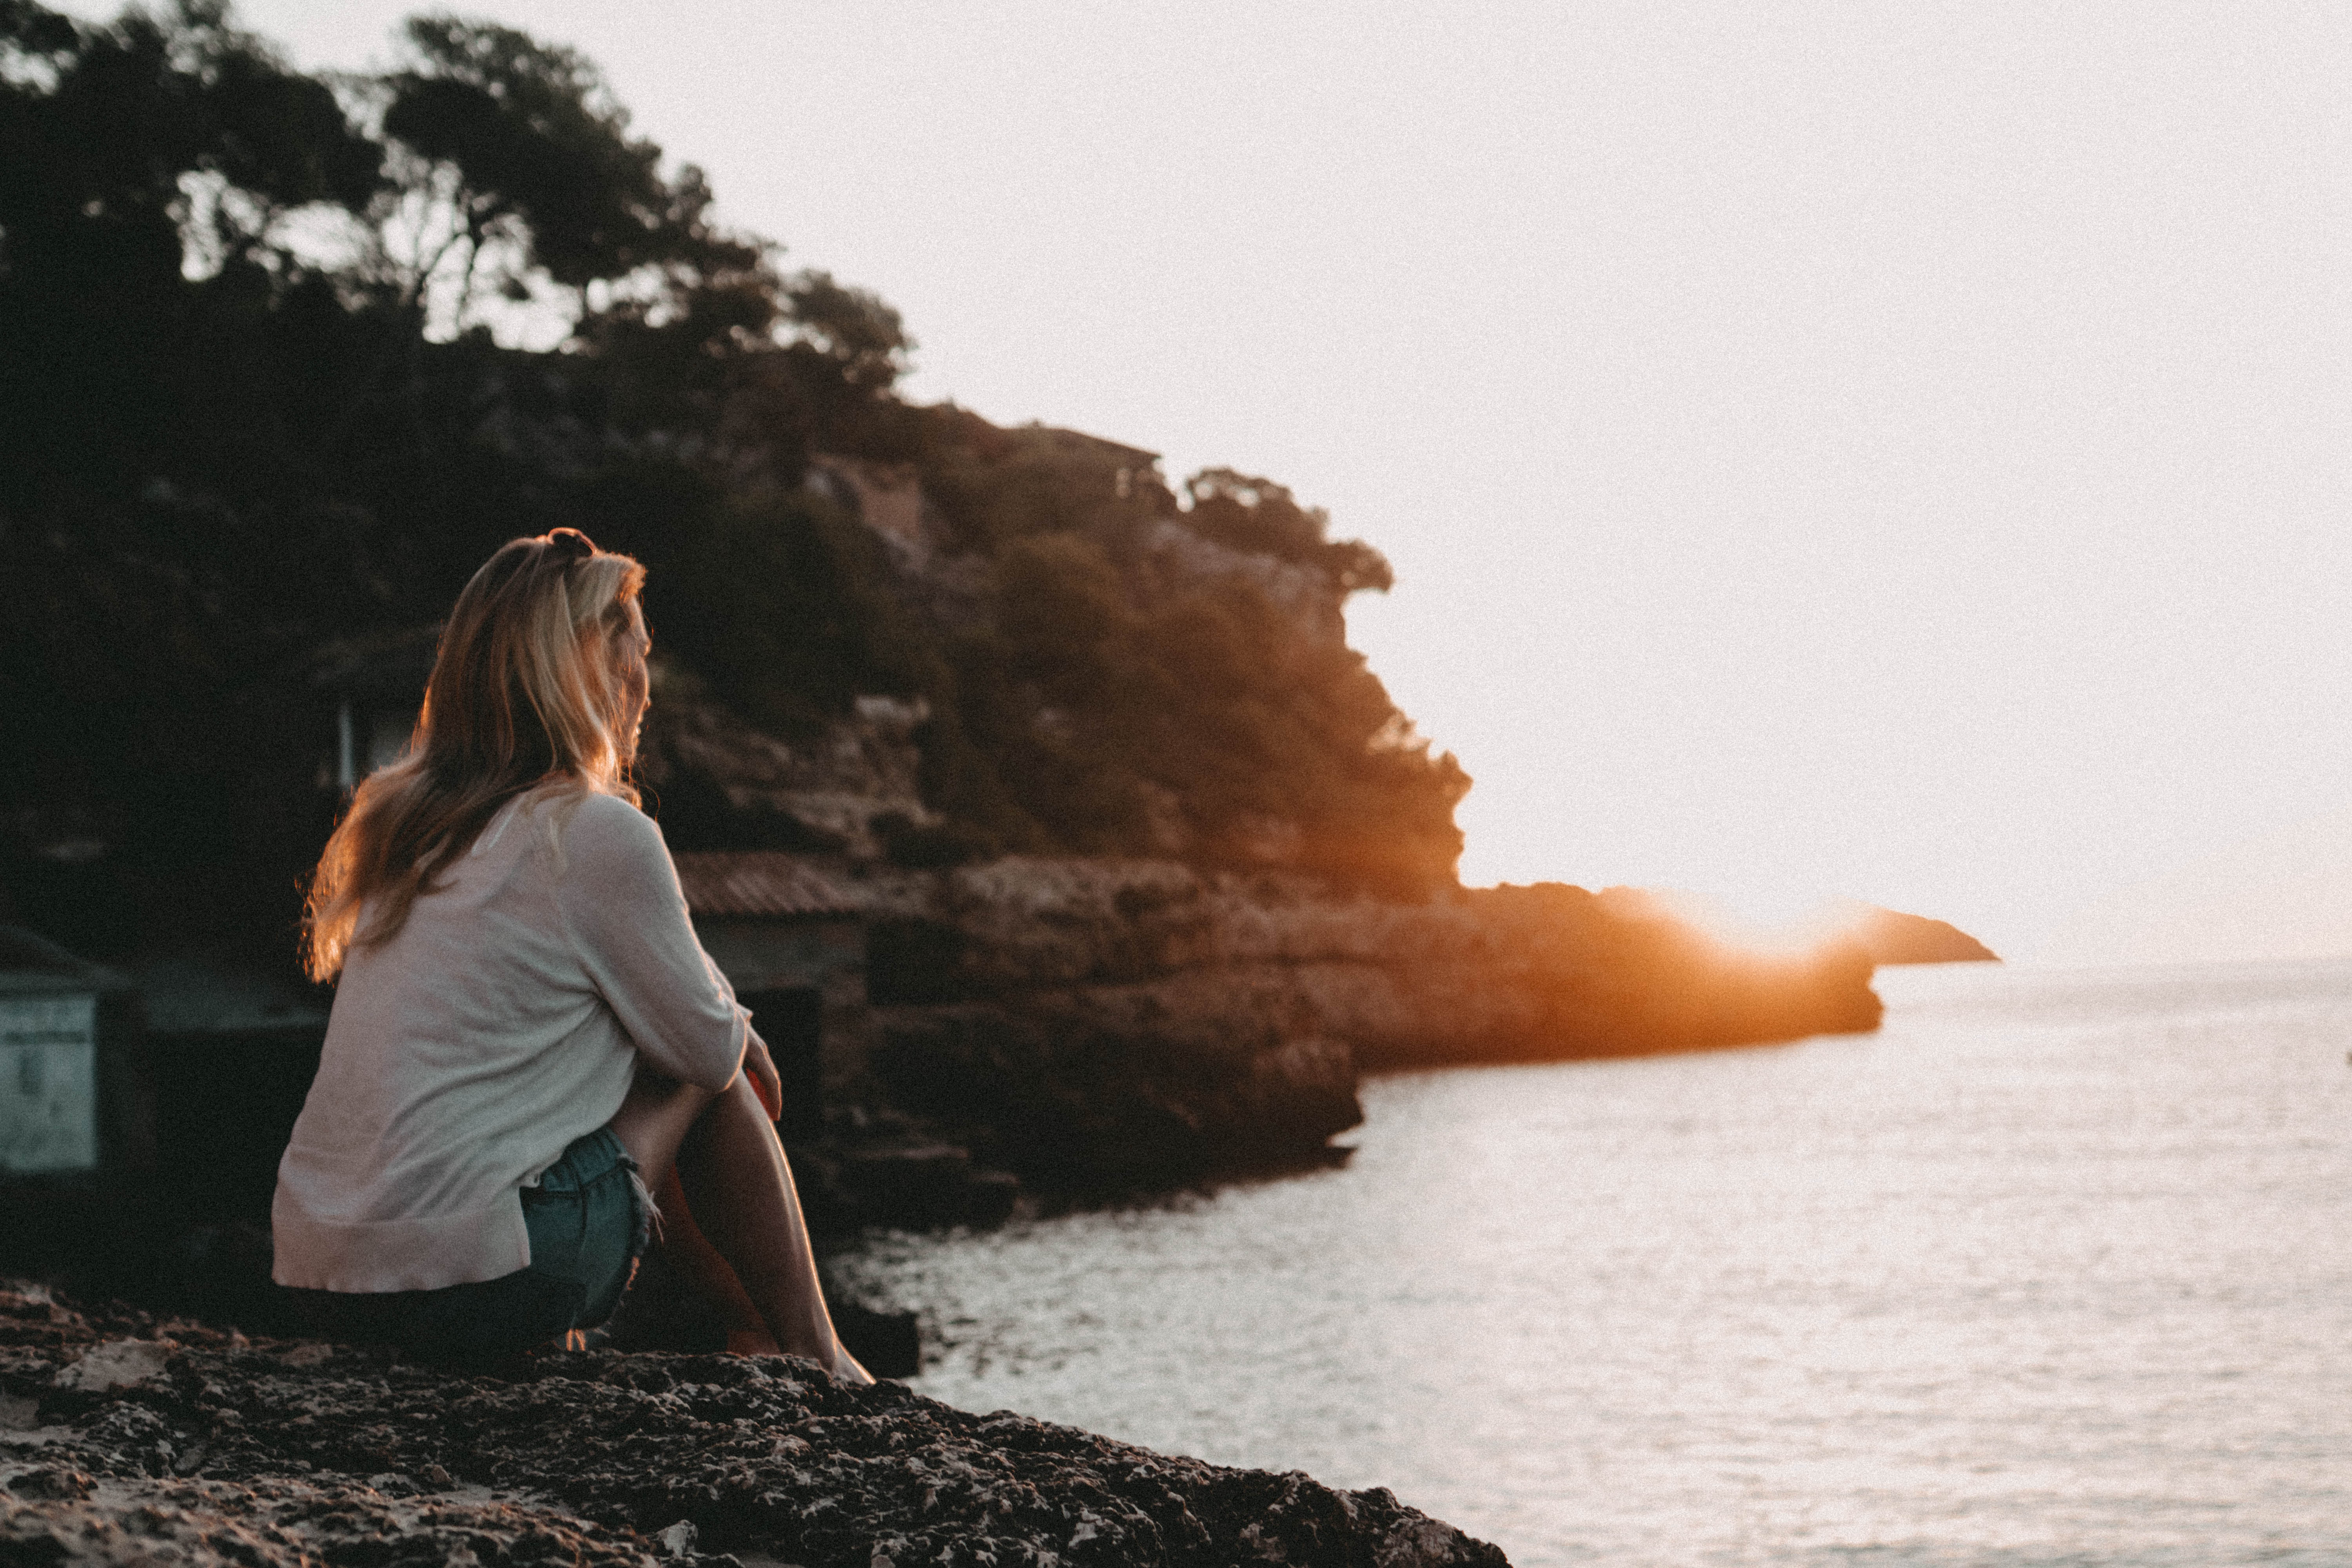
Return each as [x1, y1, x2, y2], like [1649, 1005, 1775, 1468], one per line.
[0, 1286, 1508, 1567]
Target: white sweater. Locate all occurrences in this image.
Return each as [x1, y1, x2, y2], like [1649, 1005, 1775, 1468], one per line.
[272, 789, 746, 1293]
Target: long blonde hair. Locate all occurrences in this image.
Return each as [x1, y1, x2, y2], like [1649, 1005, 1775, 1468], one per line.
[303, 528, 647, 981]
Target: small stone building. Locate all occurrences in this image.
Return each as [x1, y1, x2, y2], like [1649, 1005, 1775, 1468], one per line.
[0, 927, 140, 1177]
[671, 854, 866, 1143]
[307, 627, 438, 793]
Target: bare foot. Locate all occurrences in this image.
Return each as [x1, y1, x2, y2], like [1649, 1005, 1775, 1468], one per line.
[725, 1327, 783, 1356]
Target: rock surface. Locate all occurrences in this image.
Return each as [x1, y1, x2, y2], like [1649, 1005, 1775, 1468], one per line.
[869, 859, 1885, 1068]
[628, 679, 1889, 1208]
[846, 860, 1882, 1194]
[0, 1284, 1510, 1567]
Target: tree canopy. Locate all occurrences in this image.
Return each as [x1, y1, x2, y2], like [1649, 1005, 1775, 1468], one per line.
[0, 2, 1468, 961]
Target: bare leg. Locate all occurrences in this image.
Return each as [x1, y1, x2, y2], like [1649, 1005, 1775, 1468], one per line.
[606, 1069, 713, 1185]
[653, 1164, 780, 1354]
[608, 1070, 871, 1382]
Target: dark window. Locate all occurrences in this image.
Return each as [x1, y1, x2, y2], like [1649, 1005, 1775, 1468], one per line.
[737, 987, 824, 1142]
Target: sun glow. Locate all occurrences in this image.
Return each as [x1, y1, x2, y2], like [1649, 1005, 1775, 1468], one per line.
[1627, 887, 1862, 959]
[1457, 812, 1872, 960]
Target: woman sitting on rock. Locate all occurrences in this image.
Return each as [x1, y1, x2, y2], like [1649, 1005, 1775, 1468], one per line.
[273, 527, 869, 1379]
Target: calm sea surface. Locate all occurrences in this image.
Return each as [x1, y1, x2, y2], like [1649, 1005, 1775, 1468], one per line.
[836, 961, 2352, 1566]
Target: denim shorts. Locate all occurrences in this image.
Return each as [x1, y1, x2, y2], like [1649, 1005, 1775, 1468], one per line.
[286, 1127, 651, 1363]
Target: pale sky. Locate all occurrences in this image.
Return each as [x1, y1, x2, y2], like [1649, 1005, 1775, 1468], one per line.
[80, 0, 2351, 962]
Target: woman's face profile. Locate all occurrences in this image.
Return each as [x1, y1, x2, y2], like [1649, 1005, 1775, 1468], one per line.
[615, 598, 652, 748]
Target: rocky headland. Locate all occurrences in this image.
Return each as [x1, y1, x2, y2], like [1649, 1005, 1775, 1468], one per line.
[848, 856, 1882, 1193]
[0, 23, 1993, 1561]
[1840, 905, 2000, 965]
[0, 1283, 1508, 1567]
[638, 686, 1889, 1234]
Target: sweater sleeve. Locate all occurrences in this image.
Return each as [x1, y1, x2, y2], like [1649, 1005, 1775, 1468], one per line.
[558, 795, 746, 1092]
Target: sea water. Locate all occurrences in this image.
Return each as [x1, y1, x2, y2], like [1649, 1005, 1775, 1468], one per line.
[835, 960, 2352, 1566]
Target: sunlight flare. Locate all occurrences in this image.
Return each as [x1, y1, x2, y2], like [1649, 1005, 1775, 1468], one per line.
[1638, 886, 1860, 958]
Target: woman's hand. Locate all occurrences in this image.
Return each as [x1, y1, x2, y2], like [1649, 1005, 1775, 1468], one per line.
[742, 1025, 784, 1122]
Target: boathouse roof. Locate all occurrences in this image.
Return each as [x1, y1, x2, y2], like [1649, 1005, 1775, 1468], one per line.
[0, 927, 131, 998]
[672, 853, 864, 920]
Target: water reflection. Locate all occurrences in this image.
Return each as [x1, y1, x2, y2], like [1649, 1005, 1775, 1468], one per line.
[837, 962, 2352, 1566]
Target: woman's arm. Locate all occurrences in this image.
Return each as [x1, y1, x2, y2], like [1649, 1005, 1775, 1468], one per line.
[559, 795, 746, 1091]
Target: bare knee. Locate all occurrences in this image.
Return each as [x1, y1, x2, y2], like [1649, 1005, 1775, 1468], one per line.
[680, 1075, 778, 1156]
[609, 1069, 720, 1178]
[714, 1071, 771, 1122]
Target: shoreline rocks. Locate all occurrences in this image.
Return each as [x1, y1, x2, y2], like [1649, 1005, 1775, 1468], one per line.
[839, 860, 1882, 1198]
[0, 1283, 1511, 1567]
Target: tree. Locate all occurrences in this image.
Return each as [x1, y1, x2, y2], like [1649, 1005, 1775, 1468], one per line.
[785, 269, 913, 391]
[0, 0, 384, 488]
[1, 2, 1474, 964]
[1184, 468, 1392, 593]
[373, 14, 762, 338]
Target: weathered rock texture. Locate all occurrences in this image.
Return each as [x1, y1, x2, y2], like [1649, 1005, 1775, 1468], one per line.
[637, 678, 935, 864]
[0, 1284, 1509, 1567]
[849, 858, 1881, 1194]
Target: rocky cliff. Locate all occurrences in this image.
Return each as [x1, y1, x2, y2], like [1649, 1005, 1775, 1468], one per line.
[0, 1283, 1509, 1567]
[632, 686, 1884, 1217]
[818, 857, 1882, 1200]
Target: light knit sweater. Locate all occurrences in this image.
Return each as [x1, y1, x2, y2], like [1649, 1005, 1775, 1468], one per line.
[272, 788, 747, 1294]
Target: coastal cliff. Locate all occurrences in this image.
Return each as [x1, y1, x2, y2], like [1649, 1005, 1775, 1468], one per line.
[7, 0, 1886, 1234]
[0, 1284, 1509, 1567]
[873, 857, 1882, 1067]
[774, 855, 1882, 1205]
[623, 684, 1887, 1220]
